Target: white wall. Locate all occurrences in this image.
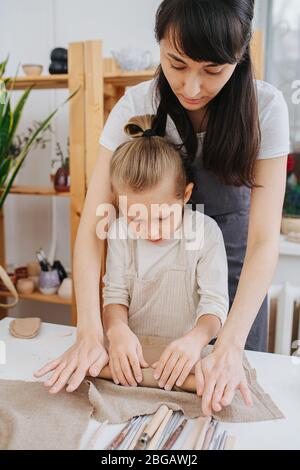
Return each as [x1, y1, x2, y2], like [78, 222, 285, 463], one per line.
[0, 0, 161, 324]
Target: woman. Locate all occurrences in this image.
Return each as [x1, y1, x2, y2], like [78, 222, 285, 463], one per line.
[35, 0, 289, 416]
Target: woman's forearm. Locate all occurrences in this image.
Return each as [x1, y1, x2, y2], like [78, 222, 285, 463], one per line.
[73, 223, 104, 335]
[216, 240, 279, 349]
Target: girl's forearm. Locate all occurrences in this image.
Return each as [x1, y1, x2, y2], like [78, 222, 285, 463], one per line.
[190, 314, 222, 345]
[102, 304, 129, 338]
[216, 240, 279, 349]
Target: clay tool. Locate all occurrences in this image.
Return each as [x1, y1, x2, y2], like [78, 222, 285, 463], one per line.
[157, 412, 183, 449]
[162, 418, 188, 450]
[224, 435, 237, 450]
[211, 433, 221, 450]
[202, 419, 216, 450]
[147, 409, 173, 450]
[84, 420, 108, 450]
[180, 417, 211, 450]
[129, 417, 150, 450]
[208, 422, 220, 450]
[119, 416, 144, 450]
[106, 417, 138, 450]
[135, 405, 170, 450]
[217, 431, 227, 450]
[194, 417, 212, 450]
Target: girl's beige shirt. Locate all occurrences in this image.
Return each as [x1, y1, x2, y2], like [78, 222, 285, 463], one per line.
[102, 207, 229, 327]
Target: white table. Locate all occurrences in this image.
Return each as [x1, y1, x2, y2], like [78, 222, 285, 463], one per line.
[1, 317, 300, 450]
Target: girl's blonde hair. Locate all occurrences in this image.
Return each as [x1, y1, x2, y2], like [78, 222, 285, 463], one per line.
[110, 114, 189, 199]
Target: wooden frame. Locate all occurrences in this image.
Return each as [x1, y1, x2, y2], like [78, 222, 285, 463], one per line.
[0, 31, 264, 325]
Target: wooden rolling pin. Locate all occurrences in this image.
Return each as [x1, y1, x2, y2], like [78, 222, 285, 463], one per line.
[96, 365, 196, 393]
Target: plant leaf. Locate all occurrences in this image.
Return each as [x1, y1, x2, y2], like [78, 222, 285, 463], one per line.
[0, 87, 79, 209]
[0, 55, 9, 78]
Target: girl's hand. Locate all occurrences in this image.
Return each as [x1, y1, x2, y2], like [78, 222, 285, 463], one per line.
[195, 342, 253, 416]
[151, 330, 205, 391]
[34, 332, 109, 393]
[107, 324, 149, 387]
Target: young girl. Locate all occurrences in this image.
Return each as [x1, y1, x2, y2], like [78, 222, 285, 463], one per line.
[102, 114, 229, 394]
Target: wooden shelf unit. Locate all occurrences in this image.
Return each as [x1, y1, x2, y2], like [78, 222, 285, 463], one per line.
[0, 40, 155, 325]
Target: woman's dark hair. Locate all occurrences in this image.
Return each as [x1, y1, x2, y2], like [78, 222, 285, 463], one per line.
[152, 0, 261, 188]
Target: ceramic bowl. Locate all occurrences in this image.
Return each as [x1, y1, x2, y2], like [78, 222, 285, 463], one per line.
[22, 64, 43, 76]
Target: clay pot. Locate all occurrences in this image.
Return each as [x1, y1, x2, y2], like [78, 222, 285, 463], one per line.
[27, 261, 41, 277]
[54, 167, 70, 192]
[27, 276, 39, 291]
[15, 266, 28, 281]
[58, 277, 72, 299]
[16, 278, 35, 295]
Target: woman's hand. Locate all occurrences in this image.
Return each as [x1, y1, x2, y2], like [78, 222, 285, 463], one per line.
[195, 342, 253, 416]
[151, 329, 205, 391]
[107, 324, 149, 387]
[34, 331, 109, 393]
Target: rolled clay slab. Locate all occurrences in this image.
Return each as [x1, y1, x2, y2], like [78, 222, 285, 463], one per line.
[9, 317, 41, 339]
[97, 335, 197, 393]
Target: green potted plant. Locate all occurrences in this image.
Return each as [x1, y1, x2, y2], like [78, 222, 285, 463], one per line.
[0, 56, 76, 209]
[52, 140, 70, 192]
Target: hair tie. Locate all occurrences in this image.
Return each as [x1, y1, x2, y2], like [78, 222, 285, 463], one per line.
[142, 128, 156, 137]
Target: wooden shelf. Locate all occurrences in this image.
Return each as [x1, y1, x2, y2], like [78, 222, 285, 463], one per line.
[6, 69, 156, 91]
[6, 74, 69, 90]
[1, 186, 70, 197]
[0, 290, 71, 305]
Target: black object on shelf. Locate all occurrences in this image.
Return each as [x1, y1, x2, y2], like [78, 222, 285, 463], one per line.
[50, 47, 68, 62]
[49, 47, 68, 75]
[49, 61, 68, 74]
[52, 260, 68, 283]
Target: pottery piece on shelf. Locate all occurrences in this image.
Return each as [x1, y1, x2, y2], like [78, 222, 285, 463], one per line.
[58, 277, 72, 299]
[50, 47, 68, 62]
[15, 266, 28, 281]
[111, 48, 153, 71]
[49, 61, 68, 74]
[16, 278, 35, 295]
[39, 269, 60, 295]
[281, 216, 300, 235]
[54, 167, 70, 192]
[22, 64, 43, 76]
[27, 275, 39, 291]
[27, 261, 41, 277]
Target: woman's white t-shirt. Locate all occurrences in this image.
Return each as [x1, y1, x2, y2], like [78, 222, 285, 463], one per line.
[99, 78, 290, 159]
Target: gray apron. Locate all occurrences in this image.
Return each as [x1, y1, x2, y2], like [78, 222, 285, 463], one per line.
[189, 152, 268, 352]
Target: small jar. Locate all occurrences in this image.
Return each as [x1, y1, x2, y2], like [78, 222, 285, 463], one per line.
[16, 278, 35, 295]
[39, 269, 61, 295]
